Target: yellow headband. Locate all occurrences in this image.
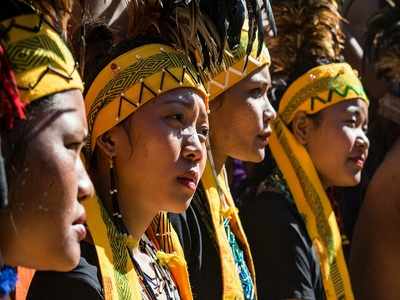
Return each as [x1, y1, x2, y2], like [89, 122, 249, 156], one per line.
[0, 14, 83, 103]
[207, 29, 271, 100]
[279, 62, 368, 124]
[85, 44, 207, 153]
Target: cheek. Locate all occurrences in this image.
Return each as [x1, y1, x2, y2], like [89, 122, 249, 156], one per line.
[230, 100, 263, 137]
[10, 140, 78, 248]
[130, 122, 181, 171]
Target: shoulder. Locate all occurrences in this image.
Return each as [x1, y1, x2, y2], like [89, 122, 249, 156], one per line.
[240, 190, 323, 300]
[27, 243, 103, 300]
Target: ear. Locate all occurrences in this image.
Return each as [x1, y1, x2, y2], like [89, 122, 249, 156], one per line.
[291, 111, 314, 145]
[96, 131, 116, 158]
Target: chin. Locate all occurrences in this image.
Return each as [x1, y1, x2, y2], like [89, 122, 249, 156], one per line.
[166, 194, 193, 214]
[50, 235, 82, 271]
[251, 148, 265, 163]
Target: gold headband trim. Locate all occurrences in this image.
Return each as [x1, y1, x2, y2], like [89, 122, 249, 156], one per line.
[278, 63, 368, 124]
[85, 44, 207, 153]
[207, 29, 271, 100]
[0, 14, 83, 103]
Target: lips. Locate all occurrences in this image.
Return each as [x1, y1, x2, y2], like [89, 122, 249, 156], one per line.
[72, 211, 87, 241]
[349, 155, 366, 169]
[176, 170, 199, 192]
[256, 129, 272, 146]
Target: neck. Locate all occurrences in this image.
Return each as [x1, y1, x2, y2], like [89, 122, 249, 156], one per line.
[209, 144, 226, 176]
[94, 168, 157, 251]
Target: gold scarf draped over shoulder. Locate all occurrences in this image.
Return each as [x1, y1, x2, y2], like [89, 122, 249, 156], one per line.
[0, 14, 83, 103]
[200, 28, 271, 300]
[84, 44, 208, 300]
[269, 62, 368, 300]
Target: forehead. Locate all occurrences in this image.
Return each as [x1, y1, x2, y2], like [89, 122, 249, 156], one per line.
[154, 88, 205, 107]
[322, 98, 369, 117]
[44, 89, 87, 130]
[244, 64, 271, 83]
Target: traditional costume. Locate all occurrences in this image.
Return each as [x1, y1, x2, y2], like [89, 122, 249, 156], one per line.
[0, 1, 83, 298]
[169, 1, 274, 298]
[240, 1, 367, 299]
[28, 1, 221, 299]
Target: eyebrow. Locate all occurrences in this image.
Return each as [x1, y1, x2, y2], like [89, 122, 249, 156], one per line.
[346, 106, 368, 122]
[162, 98, 195, 109]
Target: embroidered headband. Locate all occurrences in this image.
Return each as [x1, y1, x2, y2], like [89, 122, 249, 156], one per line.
[207, 29, 271, 100]
[278, 62, 368, 124]
[0, 14, 83, 103]
[85, 43, 208, 154]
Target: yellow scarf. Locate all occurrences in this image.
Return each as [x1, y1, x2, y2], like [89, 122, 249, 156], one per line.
[85, 195, 192, 300]
[0, 14, 83, 103]
[201, 161, 257, 299]
[197, 28, 269, 299]
[84, 43, 208, 299]
[269, 63, 368, 299]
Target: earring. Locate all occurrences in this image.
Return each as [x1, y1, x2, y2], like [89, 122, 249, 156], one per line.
[109, 157, 127, 233]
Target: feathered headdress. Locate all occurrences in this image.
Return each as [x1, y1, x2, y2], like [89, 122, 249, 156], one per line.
[199, 0, 276, 58]
[364, 3, 400, 95]
[76, 0, 223, 81]
[265, 0, 345, 83]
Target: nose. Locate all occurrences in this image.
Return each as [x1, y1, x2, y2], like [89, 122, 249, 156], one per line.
[181, 127, 204, 163]
[77, 157, 94, 201]
[263, 100, 277, 124]
[355, 131, 370, 153]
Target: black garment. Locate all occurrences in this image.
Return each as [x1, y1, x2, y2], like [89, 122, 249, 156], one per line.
[169, 188, 223, 300]
[240, 190, 325, 300]
[27, 242, 103, 300]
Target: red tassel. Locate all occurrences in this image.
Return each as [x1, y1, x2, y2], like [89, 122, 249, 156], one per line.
[0, 42, 25, 129]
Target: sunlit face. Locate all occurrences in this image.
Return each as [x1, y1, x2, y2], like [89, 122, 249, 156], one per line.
[301, 99, 370, 188]
[106, 88, 208, 215]
[209, 65, 276, 163]
[0, 89, 94, 271]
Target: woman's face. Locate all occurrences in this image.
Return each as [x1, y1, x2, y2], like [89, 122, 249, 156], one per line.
[208, 65, 276, 163]
[299, 99, 369, 188]
[107, 88, 208, 214]
[0, 89, 94, 271]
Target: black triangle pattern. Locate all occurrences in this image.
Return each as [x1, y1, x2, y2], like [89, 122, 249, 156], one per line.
[87, 51, 201, 150]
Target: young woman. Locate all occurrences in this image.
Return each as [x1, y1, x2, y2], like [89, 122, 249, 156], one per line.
[27, 1, 220, 299]
[0, 0, 94, 297]
[169, 2, 277, 299]
[239, 1, 369, 299]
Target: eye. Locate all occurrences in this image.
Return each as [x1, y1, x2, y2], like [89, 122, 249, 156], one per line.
[249, 87, 264, 98]
[345, 118, 357, 128]
[166, 113, 185, 124]
[65, 142, 83, 153]
[197, 126, 209, 142]
[362, 124, 369, 134]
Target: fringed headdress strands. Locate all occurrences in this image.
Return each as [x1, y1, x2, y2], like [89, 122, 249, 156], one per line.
[364, 4, 400, 96]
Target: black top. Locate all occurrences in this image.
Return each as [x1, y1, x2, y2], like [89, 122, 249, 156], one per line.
[27, 242, 103, 300]
[239, 190, 326, 300]
[169, 189, 223, 300]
